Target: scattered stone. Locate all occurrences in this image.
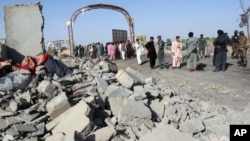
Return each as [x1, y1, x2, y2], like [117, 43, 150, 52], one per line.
[0, 118, 8, 131]
[45, 92, 71, 119]
[46, 100, 91, 135]
[179, 118, 205, 134]
[140, 124, 198, 141]
[118, 99, 151, 127]
[13, 124, 37, 132]
[86, 126, 116, 141]
[95, 76, 108, 94]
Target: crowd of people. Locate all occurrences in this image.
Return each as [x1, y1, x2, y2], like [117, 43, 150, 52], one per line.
[145, 29, 248, 72]
[72, 29, 248, 72]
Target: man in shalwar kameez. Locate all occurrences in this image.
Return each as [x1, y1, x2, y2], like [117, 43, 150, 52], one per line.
[171, 36, 183, 69]
[183, 32, 199, 72]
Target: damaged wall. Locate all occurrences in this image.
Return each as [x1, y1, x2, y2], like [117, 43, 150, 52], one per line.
[4, 3, 44, 63]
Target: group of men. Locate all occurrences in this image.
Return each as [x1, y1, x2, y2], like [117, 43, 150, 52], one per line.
[144, 30, 248, 72]
[230, 30, 248, 67]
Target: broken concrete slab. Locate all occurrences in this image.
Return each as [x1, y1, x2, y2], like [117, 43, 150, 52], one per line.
[126, 67, 145, 84]
[4, 3, 44, 63]
[45, 132, 65, 141]
[5, 116, 23, 126]
[45, 92, 71, 119]
[179, 118, 205, 134]
[150, 100, 165, 121]
[107, 87, 132, 117]
[140, 123, 198, 141]
[116, 69, 142, 89]
[37, 80, 58, 97]
[0, 108, 16, 117]
[0, 118, 8, 131]
[13, 124, 37, 132]
[29, 122, 45, 137]
[46, 100, 91, 135]
[95, 76, 108, 94]
[118, 99, 151, 127]
[86, 126, 116, 141]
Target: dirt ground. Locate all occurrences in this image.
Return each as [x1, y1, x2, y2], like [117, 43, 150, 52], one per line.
[114, 50, 250, 111]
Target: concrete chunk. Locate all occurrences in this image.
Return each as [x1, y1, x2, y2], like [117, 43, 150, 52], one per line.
[95, 76, 108, 94]
[179, 118, 205, 134]
[126, 67, 145, 83]
[150, 100, 165, 120]
[140, 124, 198, 141]
[86, 126, 116, 141]
[115, 69, 136, 89]
[108, 87, 132, 116]
[0, 108, 15, 117]
[13, 124, 37, 132]
[46, 100, 91, 135]
[118, 99, 151, 127]
[46, 92, 71, 119]
[37, 80, 57, 96]
[0, 118, 8, 131]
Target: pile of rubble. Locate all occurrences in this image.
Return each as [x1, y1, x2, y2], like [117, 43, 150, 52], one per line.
[0, 56, 250, 141]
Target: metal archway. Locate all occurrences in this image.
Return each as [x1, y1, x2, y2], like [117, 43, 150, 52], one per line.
[66, 3, 135, 56]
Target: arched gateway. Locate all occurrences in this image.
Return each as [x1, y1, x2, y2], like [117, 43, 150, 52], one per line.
[67, 3, 135, 55]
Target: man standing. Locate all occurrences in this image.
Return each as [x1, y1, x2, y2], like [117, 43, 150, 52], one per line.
[184, 32, 199, 72]
[171, 36, 183, 69]
[157, 35, 165, 69]
[96, 42, 101, 58]
[145, 37, 157, 69]
[135, 39, 143, 65]
[198, 34, 207, 59]
[213, 30, 231, 72]
[231, 30, 240, 59]
[238, 31, 248, 67]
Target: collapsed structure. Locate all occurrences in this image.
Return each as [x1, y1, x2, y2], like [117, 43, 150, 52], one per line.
[1, 2, 250, 141]
[1, 56, 250, 141]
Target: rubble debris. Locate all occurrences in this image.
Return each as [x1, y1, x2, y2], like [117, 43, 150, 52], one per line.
[0, 56, 247, 141]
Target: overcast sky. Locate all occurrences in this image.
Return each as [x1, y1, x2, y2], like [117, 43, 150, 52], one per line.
[0, 0, 249, 45]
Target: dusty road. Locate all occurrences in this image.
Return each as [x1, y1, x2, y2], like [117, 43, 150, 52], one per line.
[114, 52, 250, 111]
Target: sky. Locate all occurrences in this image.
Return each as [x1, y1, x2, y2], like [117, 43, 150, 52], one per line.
[0, 0, 249, 46]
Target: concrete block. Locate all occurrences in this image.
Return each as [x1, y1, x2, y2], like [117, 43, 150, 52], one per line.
[4, 3, 44, 63]
[140, 124, 198, 141]
[16, 112, 40, 123]
[133, 86, 145, 95]
[115, 69, 137, 89]
[145, 77, 157, 85]
[95, 76, 108, 94]
[13, 124, 37, 132]
[126, 67, 145, 83]
[29, 122, 45, 137]
[46, 92, 71, 119]
[86, 126, 116, 141]
[150, 100, 165, 120]
[3, 134, 15, 141]
[5, 116, 23, 126]
[5, 127, 20, 138]
[118, 99, 151, 127]
[107, 87, 132, 116]
[37, 80, 57, 97]
[0, 108, 15, 117]
[179, 118, 205, 134]
[45, 132, 65, 141]
[46, 100, 91, 135]
[0, 118, 8, 131]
